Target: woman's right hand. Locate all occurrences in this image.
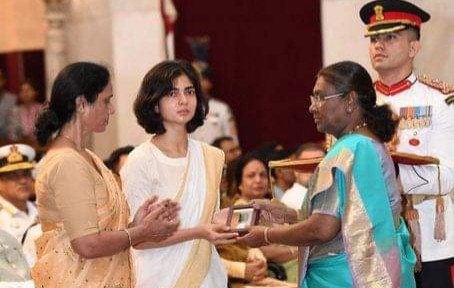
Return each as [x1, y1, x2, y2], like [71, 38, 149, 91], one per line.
[245, 258, 267, 283]
[135, 198, 180, 243]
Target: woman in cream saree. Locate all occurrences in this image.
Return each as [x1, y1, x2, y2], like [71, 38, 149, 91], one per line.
[122, 60, 237, 287]
[31, 62, 179, 287]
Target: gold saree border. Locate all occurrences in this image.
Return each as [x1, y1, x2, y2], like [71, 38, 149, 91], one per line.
[31, 149, 132, 287]
[300, 148, 394, 287]
[172, 143, 224, 288]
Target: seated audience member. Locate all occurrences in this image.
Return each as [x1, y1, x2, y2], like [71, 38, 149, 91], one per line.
[212, 136, 242, 208]
[217, 153, 296, 287]
[281, 142, 325, 210]
[252, 141, 284, 160]
[0, 144, 41, 267]
[0, 144, 38, 244]
[212, 136, 242, 165]
[268, 149, 296, 200]
[16, 79, 44, 143]
[104, 145, 134, 185]
[0, 69, 21, 143]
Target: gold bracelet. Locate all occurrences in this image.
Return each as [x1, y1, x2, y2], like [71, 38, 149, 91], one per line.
[122, 228, 132, 247]
[263, 227, 273, 245]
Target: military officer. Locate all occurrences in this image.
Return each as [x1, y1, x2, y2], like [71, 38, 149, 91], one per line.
[0, 144, 38, 245]
[360, 1, 454, 287]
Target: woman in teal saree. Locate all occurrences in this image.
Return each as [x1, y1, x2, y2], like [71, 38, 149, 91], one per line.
[239, 61, 416, 288]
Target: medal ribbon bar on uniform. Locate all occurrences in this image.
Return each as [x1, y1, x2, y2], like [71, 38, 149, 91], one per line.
[399, 105, 432, 130]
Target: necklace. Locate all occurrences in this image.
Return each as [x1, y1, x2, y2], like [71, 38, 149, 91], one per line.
[59, 134, 83, 151]
[348, 121, 368, 135]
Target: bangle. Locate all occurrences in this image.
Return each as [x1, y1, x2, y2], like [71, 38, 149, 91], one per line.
[263, 227, 273, 245]
[122, 228, 132, 247]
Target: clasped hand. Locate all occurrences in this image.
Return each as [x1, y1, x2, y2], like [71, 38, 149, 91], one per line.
[132, 196, 180, 243]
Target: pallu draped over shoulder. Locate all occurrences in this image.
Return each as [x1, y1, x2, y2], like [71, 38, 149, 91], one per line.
[299, 134, 416, 288]
[121, 139, 227, 288]
[32, 148, 132, 287]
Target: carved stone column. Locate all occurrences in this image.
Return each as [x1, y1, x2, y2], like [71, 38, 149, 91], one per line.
[43, 0, 68, 99]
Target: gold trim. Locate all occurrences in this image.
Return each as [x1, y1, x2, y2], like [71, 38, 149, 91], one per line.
[365, 25, 406, 37]
[0, 162, 35, 173]
[418, 74, 454, 95]
[367, 19, 416, 29]
[374, 5, 384, 21]
[6, 145, 23, 163]
[173, 143, 224, 288]
[310, 149, 393, 285]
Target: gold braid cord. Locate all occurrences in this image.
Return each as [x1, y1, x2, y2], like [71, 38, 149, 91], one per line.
[418, 74, 454, 106]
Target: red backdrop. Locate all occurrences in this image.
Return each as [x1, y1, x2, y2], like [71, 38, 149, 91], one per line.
[173, 0, 325, 151]
[0, 51, 46, 103]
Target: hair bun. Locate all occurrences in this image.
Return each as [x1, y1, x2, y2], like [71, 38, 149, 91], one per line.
[34, 107, 61, 146]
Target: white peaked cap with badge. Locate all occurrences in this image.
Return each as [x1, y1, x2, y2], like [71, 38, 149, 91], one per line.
[0, 144, 36, 174]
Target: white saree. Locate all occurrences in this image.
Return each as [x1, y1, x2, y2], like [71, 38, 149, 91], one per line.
[121, 138, 227, 288]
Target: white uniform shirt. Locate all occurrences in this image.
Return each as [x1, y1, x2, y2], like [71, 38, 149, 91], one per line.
[376, 73, 454, 262]
[281, 182, 307, 210]
[0, 197, 38, 244]
[190, 98, 237, 144]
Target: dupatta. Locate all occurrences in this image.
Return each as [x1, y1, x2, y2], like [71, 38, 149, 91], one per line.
[31, 149, 132, 287]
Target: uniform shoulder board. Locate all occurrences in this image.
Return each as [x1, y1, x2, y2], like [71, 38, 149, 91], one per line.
[418, 74, 454, 105]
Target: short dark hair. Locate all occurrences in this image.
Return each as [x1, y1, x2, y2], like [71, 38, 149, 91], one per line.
[134, 60, 208, 135]
[405, 25, 421, 41]
[318, 61, 398, 142]
[211, 136, 234, 148]
[104, 145, 134, 174]
[34, 62, 110, 146]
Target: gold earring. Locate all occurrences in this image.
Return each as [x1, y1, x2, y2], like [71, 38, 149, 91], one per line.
[347, 107, 352, 113]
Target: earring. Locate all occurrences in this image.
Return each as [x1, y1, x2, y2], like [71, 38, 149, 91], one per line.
[79, 107, 84, 113]
[154, 106, 159, 114]
[347, 106, 352, 113]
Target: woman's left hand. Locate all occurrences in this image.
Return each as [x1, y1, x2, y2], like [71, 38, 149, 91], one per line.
[238, 226, 268, 248]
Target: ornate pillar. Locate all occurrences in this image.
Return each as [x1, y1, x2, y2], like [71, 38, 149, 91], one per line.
[43, 0, 68, 99]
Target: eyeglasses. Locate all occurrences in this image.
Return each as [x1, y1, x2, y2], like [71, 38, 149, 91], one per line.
[310, 92, 346, 107]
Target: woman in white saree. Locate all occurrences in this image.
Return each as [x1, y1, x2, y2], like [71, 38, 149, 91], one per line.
[121, 60, 238, 288]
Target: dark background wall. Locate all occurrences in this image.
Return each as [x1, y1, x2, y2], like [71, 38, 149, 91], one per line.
[0, 51, 46, 103]
[1, 1, 325, 151]
[173, 0, 325, 151]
